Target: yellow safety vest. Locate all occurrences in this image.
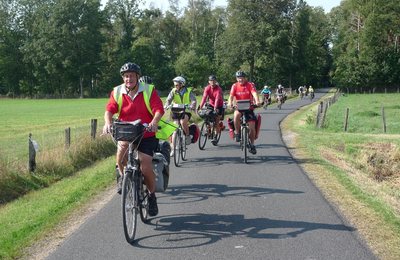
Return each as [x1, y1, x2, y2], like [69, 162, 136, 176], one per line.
[113, 83, 177, 140]
[172, 87, 192, 105]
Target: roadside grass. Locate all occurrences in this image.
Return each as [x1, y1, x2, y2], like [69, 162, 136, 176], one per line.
[0, 157, 115, 259]
[282, 92, 400, 259]
[0, 135, 115, 204]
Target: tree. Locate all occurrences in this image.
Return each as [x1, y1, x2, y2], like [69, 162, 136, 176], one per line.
[23, 0, 105, 97]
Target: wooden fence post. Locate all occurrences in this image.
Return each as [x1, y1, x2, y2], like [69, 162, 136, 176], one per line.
[65, 127, 71, 149]
[319, 102, 329, 128]
[382, 106, 387, 133]
[91, 119, 97, 140]
[344, 108, 349, 132]
[316, 101, 323, 127]
[29, 133, 36, 172]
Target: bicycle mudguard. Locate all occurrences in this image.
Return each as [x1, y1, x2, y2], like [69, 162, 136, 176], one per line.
[227, 117, 235, 139]
[255, 114, 261, 140]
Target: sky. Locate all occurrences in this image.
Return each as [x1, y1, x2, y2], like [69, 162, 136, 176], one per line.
[101, 0, 343, 13]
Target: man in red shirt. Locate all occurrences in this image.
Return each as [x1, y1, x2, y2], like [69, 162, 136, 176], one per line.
[227, 70, 260, 154]
[199, 75, 225, 145]
[102, 62, 164, 216]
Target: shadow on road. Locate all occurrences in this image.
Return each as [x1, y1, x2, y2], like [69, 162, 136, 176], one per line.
[158, 183, 303, 205]
[133, 212, 355, 249]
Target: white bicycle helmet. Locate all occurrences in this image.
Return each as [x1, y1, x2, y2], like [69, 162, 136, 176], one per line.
[173, 76, 186, 85]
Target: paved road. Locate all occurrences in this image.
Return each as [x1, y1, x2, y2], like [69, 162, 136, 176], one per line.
[47, 91, 376, 260]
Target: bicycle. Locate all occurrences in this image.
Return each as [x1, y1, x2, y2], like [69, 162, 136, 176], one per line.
[310, 91, 315, 101]
[111, 120, 155, 244]
[262, 94, 271, 110]
[299, 91, 304, 99]
[235, 100, 258, 163]
[197, 105, 221, 150]
[276, 94, 284, 109]
[169, 104, 190, 167]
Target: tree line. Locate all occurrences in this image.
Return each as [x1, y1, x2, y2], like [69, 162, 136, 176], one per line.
[0, 0, 398, 98]
[330, 0, 400, 91]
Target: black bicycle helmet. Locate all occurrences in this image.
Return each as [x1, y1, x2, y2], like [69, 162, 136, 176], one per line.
[235, 70, 246, 77]
[120, 62, 141, 76]
[208, 75, 217, 81]
[139, 75, 153, 84]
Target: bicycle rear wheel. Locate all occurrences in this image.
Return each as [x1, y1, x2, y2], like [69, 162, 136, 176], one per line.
[198, 122, 207, 150]
[242, 127, 248, 163]
[181, 132, 187, 161]
[173, 130, 181, 167]
[122, 170, 138, 244]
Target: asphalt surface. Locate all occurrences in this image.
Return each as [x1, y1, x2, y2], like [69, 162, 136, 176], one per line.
[47, 90, 376, 260]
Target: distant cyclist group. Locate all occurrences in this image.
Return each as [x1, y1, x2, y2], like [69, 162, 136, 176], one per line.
[101, 62, 312, 240]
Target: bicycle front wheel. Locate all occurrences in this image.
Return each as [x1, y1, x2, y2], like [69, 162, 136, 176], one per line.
[242, 127, 248, 163]
[122, 170, 138, 244]
[213, 123, 221, 145]
[198, 122, 208, 150]
[173, 130, 181, 167]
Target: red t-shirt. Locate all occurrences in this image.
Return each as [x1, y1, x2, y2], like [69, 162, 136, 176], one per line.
[200, 85, 224, 108]
[105, 88, 164, 138]
[230, 81, 257, 104]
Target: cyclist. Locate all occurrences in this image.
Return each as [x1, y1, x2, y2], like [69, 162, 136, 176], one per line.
[199, 75, 225, 145]
[227, 70, 260, 154]
[260, 85, 271, 105]
[276, 84, 286, 103]
[164, 76, 197, 156]
[308, 85, 315, 98]
[102, 62, 164, 216]
[298, 85, 304, 98]
[139, 75, 153, 84]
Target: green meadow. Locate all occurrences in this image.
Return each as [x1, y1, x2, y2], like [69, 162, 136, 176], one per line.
[323, 93, 400, 134]
[0, 98, 109, 163]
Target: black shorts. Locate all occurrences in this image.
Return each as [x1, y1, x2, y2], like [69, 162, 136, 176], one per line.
[240, 110, 257, 122]
[137, 136, 159, 157]
[204, 104, 225, 119]
[172, 112, 191, 120]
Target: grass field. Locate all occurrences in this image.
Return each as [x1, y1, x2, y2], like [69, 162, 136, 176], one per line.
[323, 93, 400, 134]
[0, 98, 109, 164]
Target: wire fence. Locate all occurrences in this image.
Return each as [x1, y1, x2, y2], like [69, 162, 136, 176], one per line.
[315, 90, 394, 133]
[1, 119, 100, 172]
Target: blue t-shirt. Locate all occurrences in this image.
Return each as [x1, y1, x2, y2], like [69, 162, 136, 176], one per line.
[261, 89, 271, 95]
